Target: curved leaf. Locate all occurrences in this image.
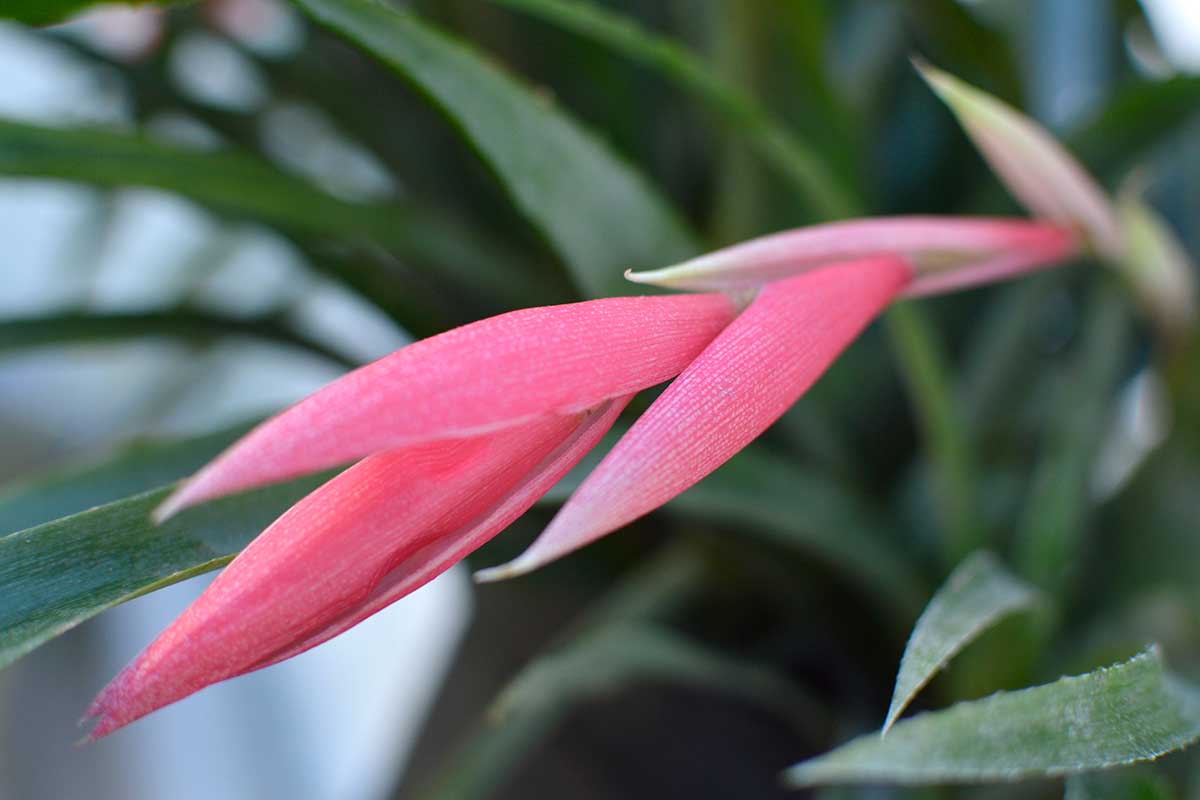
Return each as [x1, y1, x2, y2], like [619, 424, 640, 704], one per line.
[0, 421, 254, 536]
[0, 119, 539, 310]
[492, 0, 857, 219]
[885, 551, 1040, 733]
[0, 310, 357, 367]
[289, 0, 696, 297]
[0, 471, 335, 670]
[786, 648, 1200, 786]
[0, 0, 183, 26]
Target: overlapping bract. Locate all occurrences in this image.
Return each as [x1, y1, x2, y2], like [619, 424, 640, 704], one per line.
[479, 257, 910, 580]
[87, 62, 1136, 738]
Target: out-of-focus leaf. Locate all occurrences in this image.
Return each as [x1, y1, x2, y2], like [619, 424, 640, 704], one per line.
[0, 421, 254, 535]
[291, 0, 696, 297]
[885, 302, 982, 567]
[1015, 284, 1132, 589]
[0, 119, 393, 241]
[542, 434, 927, 624]
[884, 551, 1040, 732]
[492, 0, 857, 219]
[0, 310, 357, 367]
[0, 119, 539, 310]
[903, 0, 1022, 102]
[0, 470, 335, 670]
[0, 0, 185, 26]
[956, 276, 1058, 432]
[492, 625, 823, 734]
[1072, 77, 1200, 181]
[1064, 767, 1176, 800]
[786, 648, 1200, 786]
[424, 546, 822, 800]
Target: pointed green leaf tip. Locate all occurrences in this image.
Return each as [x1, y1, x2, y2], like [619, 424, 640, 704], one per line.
[914, 58, 1123, 260]
[1115, 180, 1197, 344]
[785, 648, 1200, 786]
[883, 551, 1039, 733]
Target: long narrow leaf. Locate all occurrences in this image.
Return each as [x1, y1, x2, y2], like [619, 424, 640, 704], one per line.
[0, 471, 333, 669]
[1015, 284, 1132, 589]
[0, 119, 539, 310]
[492, 0, 857, 219]
[0, 310, 356, 368]
[290, 0, 696, 297]
[884, 551, 1040, 732]
[0, 421, 253, 535]
[0, 0, 182, 25]
[787, 648, 1200, 786]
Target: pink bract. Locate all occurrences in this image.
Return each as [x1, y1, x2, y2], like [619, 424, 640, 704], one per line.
[479, 256, 912, 581]
[154, 293, 737, 521]
[625, 217, 1076, 295]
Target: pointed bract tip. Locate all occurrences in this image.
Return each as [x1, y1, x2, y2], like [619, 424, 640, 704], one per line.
[623, 261, 698, 288]
[473, 556, 538, 584]
[150, 492, 184, 525]
[914, 60, 1122, 260]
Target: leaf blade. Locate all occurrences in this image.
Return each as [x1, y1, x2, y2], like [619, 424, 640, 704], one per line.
[0, 0, 183, 26]
[0, 470, 334, 670]
[884, 551, 1040, 733]
[0, 118, 540, 312]
[289, 0, 697, 297]
[787, 648, 1200, 786]
[493, 0, 858, 219]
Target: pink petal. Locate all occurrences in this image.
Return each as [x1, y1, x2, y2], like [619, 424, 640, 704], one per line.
[915, 60, 1123, 259]
[155, 293, 735, 520]
[624, 216, 1076, 294]
[243, 395, 630, 671]
[87, 402, 626, 738]
[478, 256, 912, 580]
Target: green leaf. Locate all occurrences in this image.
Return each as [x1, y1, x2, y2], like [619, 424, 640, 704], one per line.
[542, 434, 927, 625]
[786, 648, 1200, 786]
[0, 118, 539, 311]
[885, 551, 1040, 733]
[1072, 77, 1200, 182]
[0, 310, 357, 368]
[492, 624, 822, 733]
[0, 470, 334, 670]
[1015, 283, 1132, 590]
[885, 302, 982, 567]
[0, 421, 254, 535]
[492, 0, 858, 219]
[0, 0, 185, 26]
[289, 0, 697, 297]
[1064, 766, 1176, 800]
[423, 547, 822, 800]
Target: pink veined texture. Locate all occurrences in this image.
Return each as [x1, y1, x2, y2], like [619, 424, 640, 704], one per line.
[87, 399, 628, 739]
[624, 217, 1075, 293]
[903, 234, 1078, 297]
[155, 293, 736, 520]
[478, 256, 912, 580]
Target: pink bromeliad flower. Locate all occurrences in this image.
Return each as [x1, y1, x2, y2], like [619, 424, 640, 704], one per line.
[84, 213, 1078, 738]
